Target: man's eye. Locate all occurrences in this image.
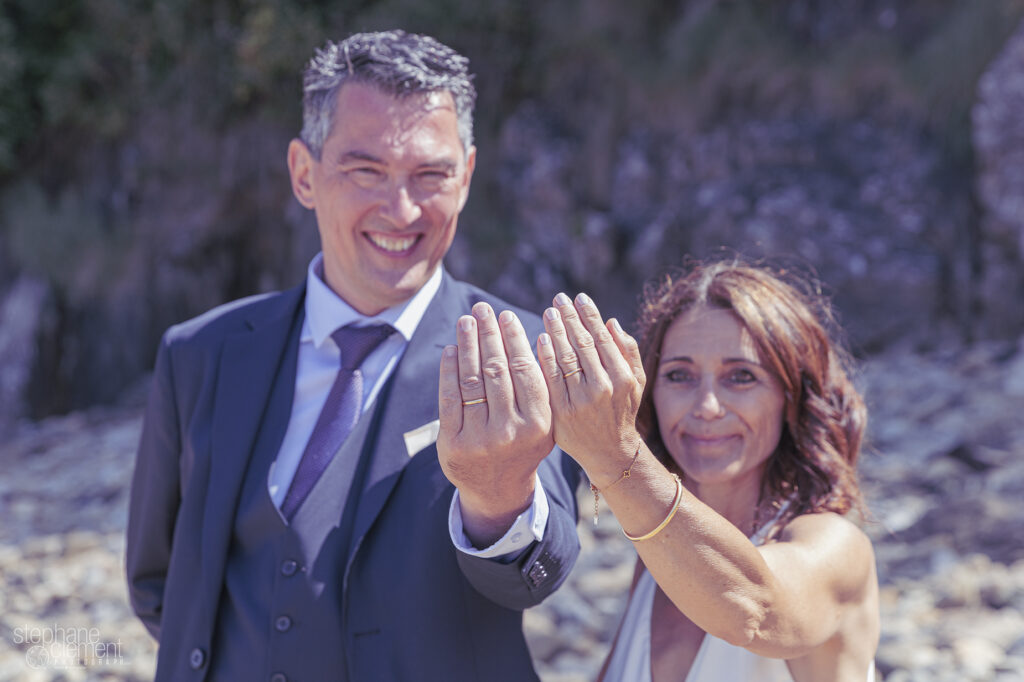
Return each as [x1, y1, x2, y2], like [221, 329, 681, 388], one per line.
[345, 167, 385, 187]
[417, 170, 451, 188]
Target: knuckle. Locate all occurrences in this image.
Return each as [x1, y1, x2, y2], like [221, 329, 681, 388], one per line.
[477, 321, 501, 338]
[558, 350, 578, 365]
[508, 354, 538, 374]
[576, 331, 596, 350]
[548, 324, 567, 339]
[460, 374, 483, 392]
[482, 358, 509, 379]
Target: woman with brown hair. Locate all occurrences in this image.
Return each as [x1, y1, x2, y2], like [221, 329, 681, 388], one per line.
[536, 259, 878, 681]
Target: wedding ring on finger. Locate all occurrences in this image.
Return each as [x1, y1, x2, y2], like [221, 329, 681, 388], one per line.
[462, 397, 487, 406]
[562, 367, 584, 379]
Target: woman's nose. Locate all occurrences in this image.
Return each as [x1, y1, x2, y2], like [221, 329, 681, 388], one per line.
[692, 386, 725, 420]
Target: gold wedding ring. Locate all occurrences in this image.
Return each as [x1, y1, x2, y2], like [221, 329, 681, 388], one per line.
[562, 367, 584, 379]
[462, 397, 487, 406]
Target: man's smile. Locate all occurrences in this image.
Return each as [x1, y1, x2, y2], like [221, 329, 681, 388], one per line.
[366, 232, 420, 254]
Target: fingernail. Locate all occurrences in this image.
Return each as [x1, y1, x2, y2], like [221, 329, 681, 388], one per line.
[539, 333, 551, 346]
[444, 345, 457, 357]
[473, 303, 492, 319]
[611, 318, 623, 332]
[544, 307, 559, 321]
[458, 316, 474, 332]
[576, 292, 593, 307]
[554, 292, 571, 306]
[499, 310, 517, 325]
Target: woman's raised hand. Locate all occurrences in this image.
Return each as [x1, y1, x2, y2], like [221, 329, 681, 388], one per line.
[536, 292, 646, 487]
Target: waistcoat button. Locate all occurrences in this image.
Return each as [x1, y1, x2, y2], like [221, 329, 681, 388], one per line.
[270, 673, 287, 682]
[189, 648, 205, 669]
[274, 615, 292, 632]
[280, 559, 299, 576]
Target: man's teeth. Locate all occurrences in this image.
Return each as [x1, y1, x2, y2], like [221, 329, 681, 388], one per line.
[369, 234, 416, 252]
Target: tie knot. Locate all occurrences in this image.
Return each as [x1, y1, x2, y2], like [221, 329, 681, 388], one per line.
[332, 324, 394, 370]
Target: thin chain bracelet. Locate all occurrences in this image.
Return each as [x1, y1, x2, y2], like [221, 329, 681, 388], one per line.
[588, 442, 642, 526]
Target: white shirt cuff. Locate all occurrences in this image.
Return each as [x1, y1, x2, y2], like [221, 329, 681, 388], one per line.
[448, 478, 550, 558]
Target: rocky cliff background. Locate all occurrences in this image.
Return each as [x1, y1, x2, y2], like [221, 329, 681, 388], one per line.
[2, 1, 1024, 680]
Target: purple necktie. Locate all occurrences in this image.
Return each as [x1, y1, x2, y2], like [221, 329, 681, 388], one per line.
[280, 323, 394, 520]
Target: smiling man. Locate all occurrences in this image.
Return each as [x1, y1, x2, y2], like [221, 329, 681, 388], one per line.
[126, 31, 581, 682]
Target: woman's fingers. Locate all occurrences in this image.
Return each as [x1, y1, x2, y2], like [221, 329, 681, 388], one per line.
[570, 293, 636, 384]
[537, 329, 568, 409]
[552, 292, 602, 381]
[607, 317, 646, 389]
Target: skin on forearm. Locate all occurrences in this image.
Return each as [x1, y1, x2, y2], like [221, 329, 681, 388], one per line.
[597, 446, 872, 660]
[595, 446, 792, 649]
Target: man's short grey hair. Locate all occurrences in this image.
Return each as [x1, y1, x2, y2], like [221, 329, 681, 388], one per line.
[300, 30, 477, 160]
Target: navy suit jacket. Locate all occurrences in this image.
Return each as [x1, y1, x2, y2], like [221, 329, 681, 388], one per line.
[126, 271, 581, 681]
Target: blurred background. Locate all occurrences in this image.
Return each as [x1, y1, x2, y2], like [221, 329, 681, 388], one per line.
[2, 1, 1024, 680]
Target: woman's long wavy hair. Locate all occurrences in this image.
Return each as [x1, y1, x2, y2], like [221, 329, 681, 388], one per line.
[634, 257, 868, 530]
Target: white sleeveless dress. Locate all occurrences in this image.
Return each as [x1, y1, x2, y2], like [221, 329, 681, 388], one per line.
[601, 506, 875, 682]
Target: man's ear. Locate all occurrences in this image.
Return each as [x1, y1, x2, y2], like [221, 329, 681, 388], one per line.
[287, 138, 317, 209]
[457, 145, 476, 213]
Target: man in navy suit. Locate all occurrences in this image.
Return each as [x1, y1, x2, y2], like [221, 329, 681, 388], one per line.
[126, 30, 581, 681]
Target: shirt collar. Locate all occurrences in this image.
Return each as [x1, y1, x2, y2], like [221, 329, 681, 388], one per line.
[303, 252, 443, 347]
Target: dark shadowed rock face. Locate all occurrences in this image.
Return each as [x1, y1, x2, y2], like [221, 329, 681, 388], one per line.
[974, 17, 1024, 340]
[491, 106, 972, 353]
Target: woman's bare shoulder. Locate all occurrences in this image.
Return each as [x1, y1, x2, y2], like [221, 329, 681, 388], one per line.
[773, 511, 877, 598]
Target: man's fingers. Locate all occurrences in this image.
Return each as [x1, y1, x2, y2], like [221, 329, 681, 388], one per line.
[438, 344, 464, 436]
[456, 314, 488, 420]
[473, 302, 514, 418]
[498, 310, 547, 415]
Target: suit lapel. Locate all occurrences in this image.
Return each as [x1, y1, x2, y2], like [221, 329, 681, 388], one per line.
[201, 285, 304, 608]
[347, 274, 465, 557]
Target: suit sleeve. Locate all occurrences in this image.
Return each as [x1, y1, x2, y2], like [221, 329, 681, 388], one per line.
[125, 332, 182, 639]
[455, 447, 582, 610]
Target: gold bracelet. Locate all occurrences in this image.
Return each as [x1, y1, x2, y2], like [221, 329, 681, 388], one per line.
[589, 442, 642, 526]
[623, 474, 683, 542]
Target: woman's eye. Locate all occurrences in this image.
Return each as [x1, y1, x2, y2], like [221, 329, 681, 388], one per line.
[663, 368, 694, 383]
[728, 369, 757, 385]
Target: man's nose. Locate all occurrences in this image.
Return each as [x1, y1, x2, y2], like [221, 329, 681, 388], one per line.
[380, 183, 422, 226]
